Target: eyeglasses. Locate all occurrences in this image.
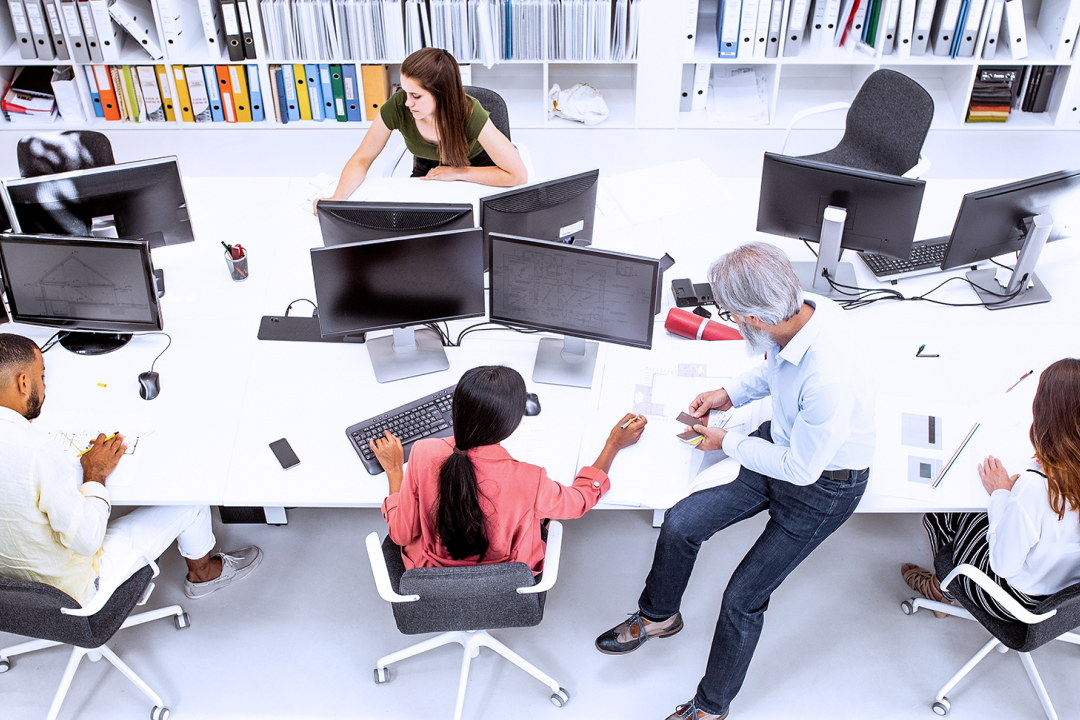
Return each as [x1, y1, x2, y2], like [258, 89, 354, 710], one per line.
[716, 308, 733, 323]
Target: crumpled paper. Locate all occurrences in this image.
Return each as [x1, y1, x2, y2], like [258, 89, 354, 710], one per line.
[547, 83, 609, 126]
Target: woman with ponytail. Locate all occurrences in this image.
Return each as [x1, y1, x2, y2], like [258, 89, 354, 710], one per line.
[315, 47, 527, 213]
[372, 366, 646, 572]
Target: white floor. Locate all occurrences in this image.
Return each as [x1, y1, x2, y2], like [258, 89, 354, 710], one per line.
[2, 125, 1079, 720]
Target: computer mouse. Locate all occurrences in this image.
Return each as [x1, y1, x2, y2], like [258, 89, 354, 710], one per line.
[138, 371, 160, 401]
[524, 392, 541, 417]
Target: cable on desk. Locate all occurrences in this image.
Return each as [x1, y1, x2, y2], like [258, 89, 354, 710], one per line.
[39, 331, 62, 353]
[454, 322, 540, 347]
[423, 323, 452, 347]
[136, 332, 173, 372]
[823, 271, 1027, 310]
[285, 298, 318, 317]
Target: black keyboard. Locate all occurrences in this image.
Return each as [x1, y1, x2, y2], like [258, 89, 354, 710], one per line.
[858, 239, 949, 278]
[346, 385, 456, 475]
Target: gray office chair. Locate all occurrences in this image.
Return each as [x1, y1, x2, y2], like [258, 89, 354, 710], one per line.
[365, 521, 569, 720]
[0, 558, 189, 720]
[17, 130, 115, 178]
[780, 69, 934, 178]
[901, 543, 1080, 719]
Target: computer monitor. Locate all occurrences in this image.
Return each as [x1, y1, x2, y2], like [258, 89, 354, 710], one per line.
[488, 232, 659, 388]
[0, 233, 163, 354]
[935, 168, 1080, 310]
[480, 169, 599, 266]
[1, 157, 194, 248]
[757, 152, 925, 298]
[316, 201, 474, 247]
[310, 227, 485, 383]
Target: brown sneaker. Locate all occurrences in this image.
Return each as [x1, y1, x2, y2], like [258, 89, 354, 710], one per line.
[665, 701, 729, 720]
[595, 611, 683, 655]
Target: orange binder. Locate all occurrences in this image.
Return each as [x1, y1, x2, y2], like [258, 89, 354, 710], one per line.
[215, 65, 237, 122]
[172, 65, 194, 122]
[93, 65, 121, 121]
[360, 64, 390, 121]
[229, 64, 252, 121]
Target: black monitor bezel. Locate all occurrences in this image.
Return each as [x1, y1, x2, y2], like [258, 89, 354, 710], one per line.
[487, 232, 660, 351]
[757, 152, 926, 260]
[316, 200, 475, 247]
[309, 227, 486, 338]
[479, 168, 600, 243]
[0, 232, 163, 333]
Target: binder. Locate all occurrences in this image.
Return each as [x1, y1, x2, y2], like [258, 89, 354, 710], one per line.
[766, 0, 784, 56]
[785, 0, 811, 55]
[881, 0, 901, 52]
[836, 0, 862, 47]
[228, 65, 251, 121]
[60, 0, 89, 61]
[679, 63, 695, 111]
[173, 65, 195, 122]
[272, 65, 288, 124]
[156, 64, 175, 121]
[77, 0, 102, 61]
[1036, 0, 1080, 61]
[319, 63, 334, 119]
[738, 0, 761, 57]
[110, 66, 130, 120]
[982, 0, 1004, 58]
[184, 65, 213, 122]
[93, 64, 120, 120]
[136, 65, 165, 121]
[685, 0, 700, 55]
[910, 0, 936, 53]
[157, 0, 180, 49]
[88, 0, 119, 61]
[280, 63, 300, 122]
[957, 0, 986, 56]
[237, 0, 255, 59]
[203, 65, 225, 121]
[109, 0, 163, 60]
[930, 0, 962, 54]
[895, 0, 916, 53]
[22, 0, 52, 60]
[246, 65, 264, 121]
[42, 0, 67, 59]
[213, 64, 235, 121]
[341, 63, 362, 121]
[717, 0, 740, 57]
[691, 62, 710, 111]
[304, 63, 323, 121]
[292, 64, 311, 120]
[810, 0, 827, 46]
[195, 0, 225, 57]
[84, 65, 104, 117]
[359, 64, 389, 120]
[1001, 0, 1026, 58]
[220, 0, 243, 61]
[9, 0, 38, 59]
[50, 66, 85, 120]
[328, 64, 346, 121]
[121, 65, 143, 121]
[822, 0, 844, 45]
[753, 0, 773, 57]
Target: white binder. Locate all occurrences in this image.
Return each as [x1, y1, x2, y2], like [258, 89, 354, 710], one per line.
[109, 0, 163, 60]
[24, 0, 55, 60]
[9, 0, 38, 59]
[156, 0, 181, 49]
[910, 0, 937, 53]
[739, 0, 760, 57]
[691, 62, 710, 111]
[88, 0, 119, 61]
[753, 0, 772, 57]
[897, 0, 917, 55]
[766, 0, 784, 56]
[1001, 0, 1026, 59]
[42, 0, 68, 60]
[931, 0, 962, 55]
[59, 0, 89, 62]
[881, 0, 901, 53]
[785, 0, 810, 54]
[685, 0, 700, 56]
[821, 0, 842, 45]
[77, 0, 102, 61]
[809, 0, 827, 46]
[981, 0, 1004, 58]
[196, 0, 226, 58]
[1036, 0, 1080, 61]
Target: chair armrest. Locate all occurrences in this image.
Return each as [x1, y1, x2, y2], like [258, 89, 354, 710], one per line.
[365, 532, 420, 603]
[781, 102, 851, 155]
[902, 154, 931, 179]
[940, 563, 1057, 625]
[370, 136, 408, 179]
[61, 557, 160, 617]
[519, 521, 562, 594]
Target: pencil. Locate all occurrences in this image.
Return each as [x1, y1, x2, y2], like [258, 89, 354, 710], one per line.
[76, 433, 118, 458]
[932, 423, 980, 488]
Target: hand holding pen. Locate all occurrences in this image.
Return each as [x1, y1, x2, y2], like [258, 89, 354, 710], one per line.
[79, 433, 127, 486]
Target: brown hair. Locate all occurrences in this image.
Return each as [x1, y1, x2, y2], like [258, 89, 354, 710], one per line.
[1029, 358, 1080, 521]
[400, 48, 472, 168]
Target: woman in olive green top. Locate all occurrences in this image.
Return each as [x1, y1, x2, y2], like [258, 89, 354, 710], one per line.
[316, 48, 526, 210]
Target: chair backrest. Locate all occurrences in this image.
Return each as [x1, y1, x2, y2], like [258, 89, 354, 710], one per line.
[934, 545, 1080, 652]
[463, 86, 511, 142]
[381, 535, 543, 635]
[806, 70, 933, 176]
[17, 130, 115, 178]
[0, 565, 152, 649]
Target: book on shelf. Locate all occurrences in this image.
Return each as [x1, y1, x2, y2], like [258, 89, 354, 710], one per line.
[1, 66, 58, 122]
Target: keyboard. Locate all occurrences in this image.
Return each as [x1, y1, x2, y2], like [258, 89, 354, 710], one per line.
[858, 239, 949, 280]
[346, 385, 456, 475]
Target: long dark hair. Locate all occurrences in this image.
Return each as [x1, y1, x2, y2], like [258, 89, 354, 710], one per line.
[435, 365, 527, 560]
[1030, 358, 1080, 521]
[400, 47, 472, 168]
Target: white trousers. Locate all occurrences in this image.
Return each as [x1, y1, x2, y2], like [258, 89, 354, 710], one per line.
[94, 505, 216, 601]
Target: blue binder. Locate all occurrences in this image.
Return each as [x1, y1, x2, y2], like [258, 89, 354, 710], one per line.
[318, 63, 334, 120]
[275, 65, 290, 124]
[203, 66, 225, 122]
[341, 64, 362, 122]
[281, 64, 300, 122]
[304, 63, 323, 121]
[247, 65, 264, 122]
[84, 66, 104, 118]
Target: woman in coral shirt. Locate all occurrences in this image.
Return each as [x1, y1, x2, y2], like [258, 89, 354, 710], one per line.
[371, 365, 646, 573]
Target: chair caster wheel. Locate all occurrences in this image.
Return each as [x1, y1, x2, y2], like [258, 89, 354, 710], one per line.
[150, 706, 170, 720]
[550, 688, 570, 707]
[0, 658, 10, 673]
[174, 613, 191, 630]
[900, 600, 914, 615]
[374, 667, 390, 684]
[932, 698, 950, 716]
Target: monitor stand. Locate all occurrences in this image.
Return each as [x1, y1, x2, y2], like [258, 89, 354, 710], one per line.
[967, 213, 1053, 310]
[367, 327, 449, 383]
[532, 336, 598, 388]
[58, 332, 132, 355]
[792, 206, 858, 299]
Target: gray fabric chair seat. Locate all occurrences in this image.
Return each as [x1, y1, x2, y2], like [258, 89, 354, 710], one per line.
[463, 86, 511, 141]
[17, 130, 115, 178]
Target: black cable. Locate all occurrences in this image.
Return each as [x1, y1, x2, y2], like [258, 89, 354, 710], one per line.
[135, 332, 173, 372]
[423, 323, 451, 347]
[802, 239, 819, 258]
[824, 270, 1026, 309]
[39, 331, 62, 353]
[454, 322, 541, 346]
[285, 298, 318, 317]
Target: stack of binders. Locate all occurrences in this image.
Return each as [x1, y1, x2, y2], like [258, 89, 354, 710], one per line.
[1016, 66, 1062, 113]
[6, 0, 70, 61]
[266, 63, 374, 124]
[966, 65, 1017, 122]
[84, 64, 176, 122]
[170, 65, 265, 122]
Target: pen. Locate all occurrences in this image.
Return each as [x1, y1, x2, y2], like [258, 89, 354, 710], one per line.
[1006, 370, 1034, 393]
[221, 241, 232, 255]
[620, 415, 639, 430]
[76, 433, 118, 458]
[916, 344, 925, 356]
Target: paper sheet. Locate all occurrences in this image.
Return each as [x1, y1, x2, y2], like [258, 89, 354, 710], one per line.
[50, 429, 153, 488]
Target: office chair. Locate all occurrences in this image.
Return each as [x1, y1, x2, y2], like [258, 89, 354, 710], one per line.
[900, 543, 1080, 719]
[780, 69, 934, 179]
[17, 130, 115, 178]
[374, 86, 535, 181]
[365, 521, 569, 720]
[0, 558, 190, 720]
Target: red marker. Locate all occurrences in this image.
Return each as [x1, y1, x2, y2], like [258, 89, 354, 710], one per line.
[1006, 370, 1033, 393]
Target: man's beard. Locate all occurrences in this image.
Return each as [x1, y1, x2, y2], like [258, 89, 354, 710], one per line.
[738, 319, 775, 357]
[24, 380, 43, 420]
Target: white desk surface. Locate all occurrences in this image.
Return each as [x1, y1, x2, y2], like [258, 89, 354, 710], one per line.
[12, 163, 1079, 515]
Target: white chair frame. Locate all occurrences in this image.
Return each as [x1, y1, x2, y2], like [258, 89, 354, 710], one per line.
[373, 135, 537, 182]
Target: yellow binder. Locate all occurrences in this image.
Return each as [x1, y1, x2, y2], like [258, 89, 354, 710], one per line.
[292, 63, 310, 120]
[172, 65, 194, 123]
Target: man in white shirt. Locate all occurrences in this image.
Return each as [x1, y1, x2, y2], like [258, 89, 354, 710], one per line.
[0, 333, 262, 606]
[595, 243, 876, 720]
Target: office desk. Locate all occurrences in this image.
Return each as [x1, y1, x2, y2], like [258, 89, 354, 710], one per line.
[10, 163, 1078, 519]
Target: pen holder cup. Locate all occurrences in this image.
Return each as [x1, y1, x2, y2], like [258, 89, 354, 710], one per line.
[225, 249, 249, 282]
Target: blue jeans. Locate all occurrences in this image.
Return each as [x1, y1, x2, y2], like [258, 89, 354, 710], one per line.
[638, 422, 868, 716]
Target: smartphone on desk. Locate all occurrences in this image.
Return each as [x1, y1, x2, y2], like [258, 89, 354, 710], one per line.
[269, 438, 300, 470]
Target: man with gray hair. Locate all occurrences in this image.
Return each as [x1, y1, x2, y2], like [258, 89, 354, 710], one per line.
[595, 242, 875, 720]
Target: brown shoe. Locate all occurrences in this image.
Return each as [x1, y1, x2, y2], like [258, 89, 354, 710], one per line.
[902, 563, 949, 618]
[595, 611, 683, 655]
[665, 701, 729, 720]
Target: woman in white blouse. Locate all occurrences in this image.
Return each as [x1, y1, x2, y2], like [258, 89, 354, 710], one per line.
[903, 358, 1080, 621]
